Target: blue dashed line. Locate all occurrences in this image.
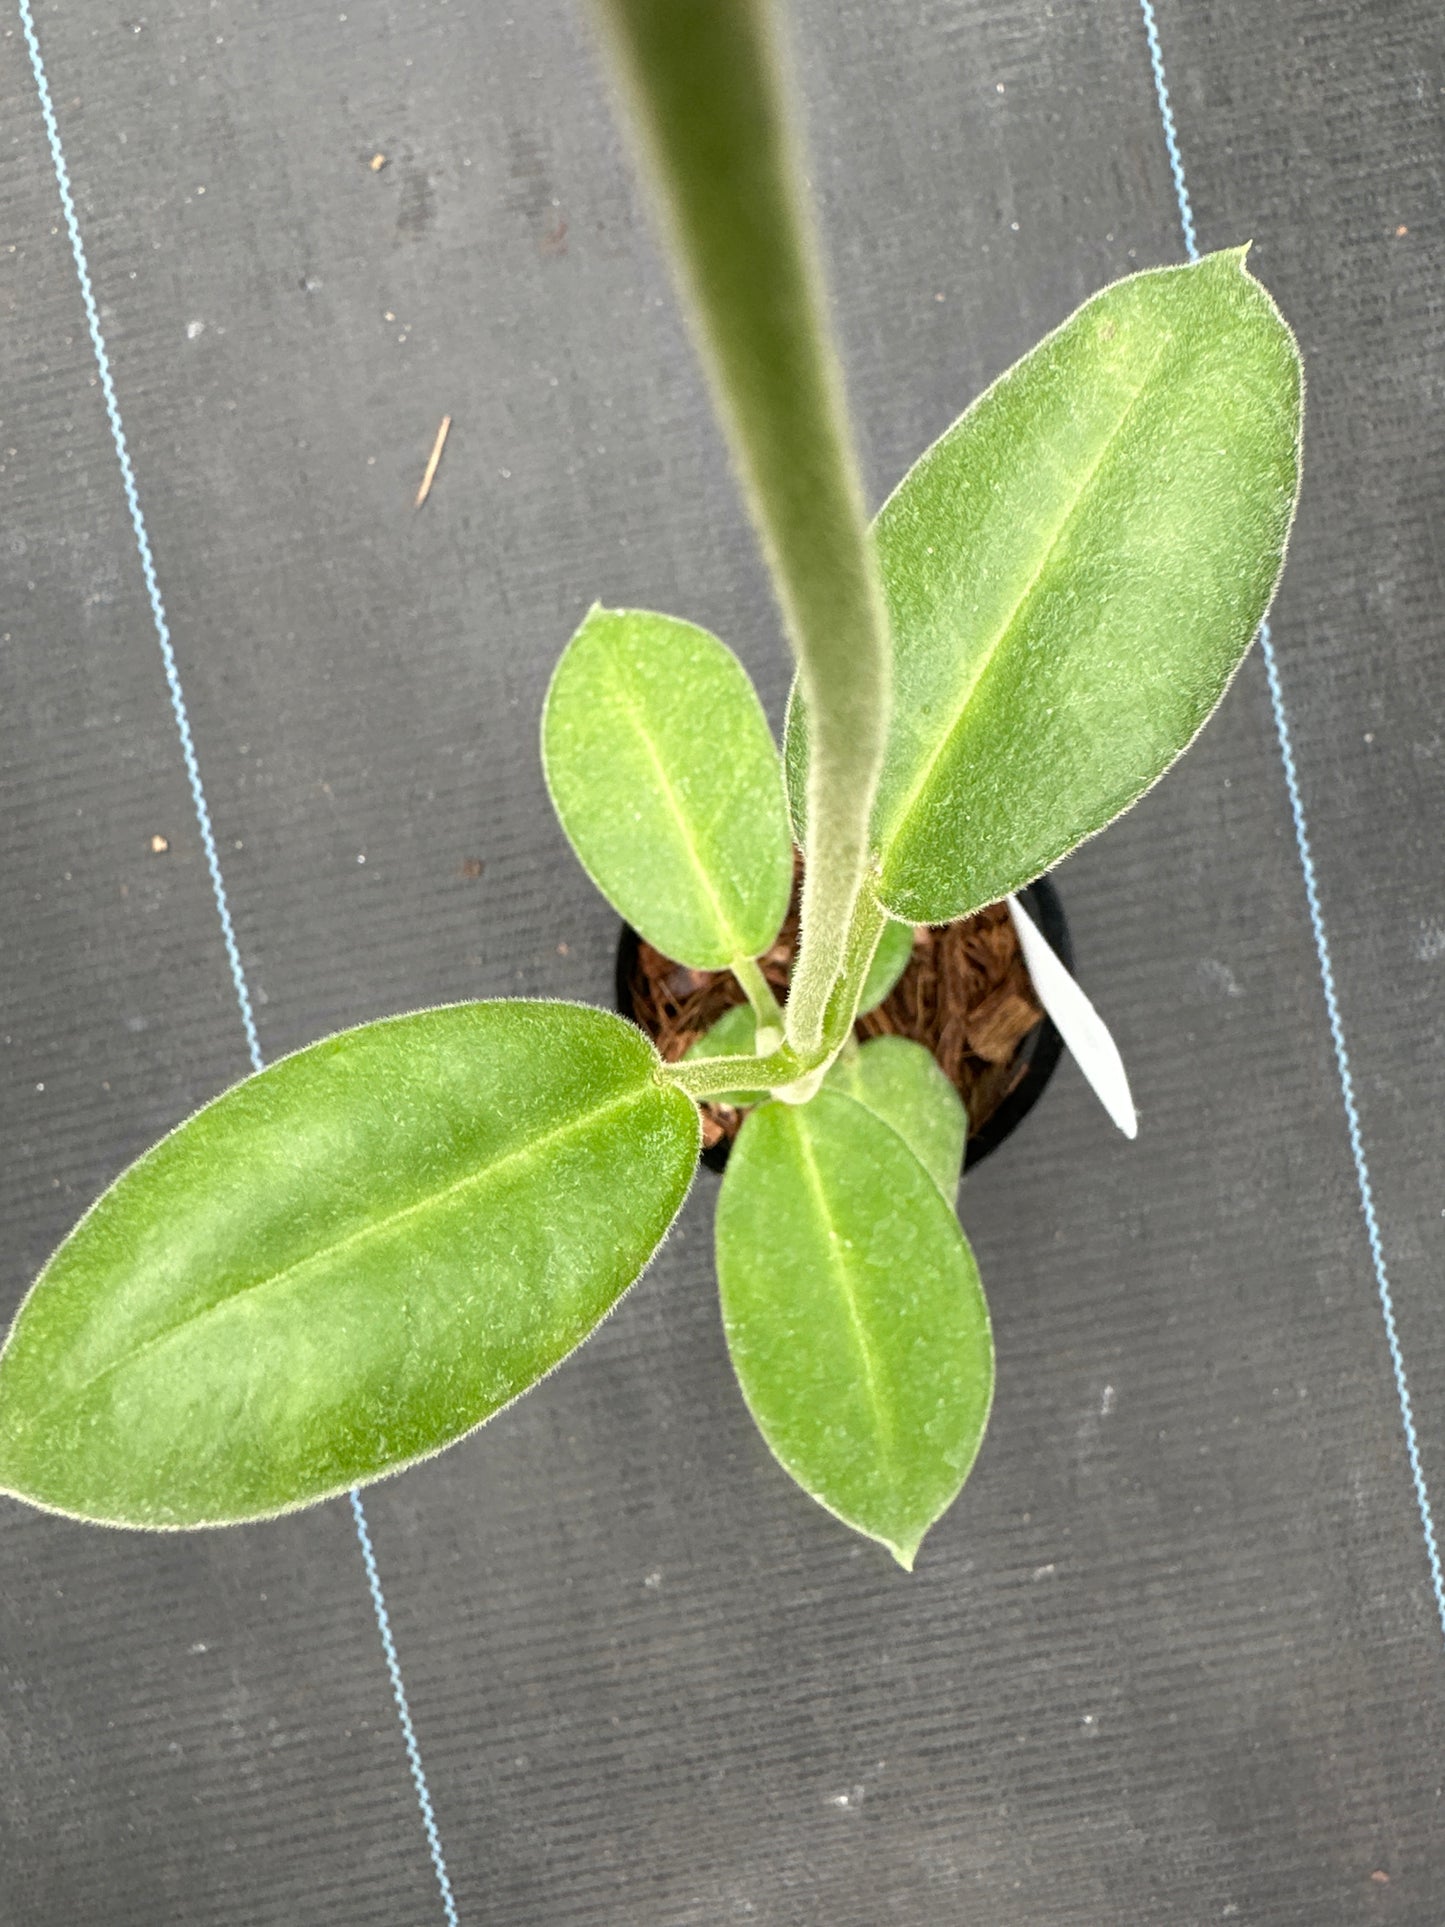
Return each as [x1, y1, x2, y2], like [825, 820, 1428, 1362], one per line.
[1137, 0, 1445, 1642]
[18, 0, 467, 1904]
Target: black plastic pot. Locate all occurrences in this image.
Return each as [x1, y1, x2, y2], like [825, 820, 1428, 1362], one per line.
[615, 874, 1071, 1176]
[959, 876, 1069, 1170]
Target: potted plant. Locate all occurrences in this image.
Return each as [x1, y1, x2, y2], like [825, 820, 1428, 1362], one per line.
[0, 0, 1301, 1571]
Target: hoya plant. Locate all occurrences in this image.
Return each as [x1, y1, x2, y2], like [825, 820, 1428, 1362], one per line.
[0, 1, 1301, 1568]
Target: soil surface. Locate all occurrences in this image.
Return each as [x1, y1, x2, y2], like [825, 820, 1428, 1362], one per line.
[624, 872, 1045, 1155]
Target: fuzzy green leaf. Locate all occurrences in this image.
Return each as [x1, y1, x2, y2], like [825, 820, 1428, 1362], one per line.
[787, 250, 1303, 922]
[0, 1002, 699, 1528]
[858, 916, 915, 1015]
[716, 1090, 992, 1567]
[825, 1037, 966, 1198]
[543, 606, 793, 969]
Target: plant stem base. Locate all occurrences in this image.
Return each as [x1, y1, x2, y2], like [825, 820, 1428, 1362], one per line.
[619, 867, 1071, 1173]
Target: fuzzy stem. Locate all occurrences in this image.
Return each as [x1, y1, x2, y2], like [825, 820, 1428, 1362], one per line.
[591, 0, 891, 1058]
[774, 1065, 827, 1107]
[813, 881, 889, 1054]
[731, 955, 785, 1053]
[664, 1044, 806, 1103]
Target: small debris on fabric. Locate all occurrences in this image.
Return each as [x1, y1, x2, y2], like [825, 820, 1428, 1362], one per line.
[414, 414, 452, 509]
[457, 857, 484, 879]
[1371, 1871, 1391, 1885]
[370, 153, 387, 172]
[1394, 225, 1408, 237]
[556, 942, 570, 956]
[149, 833, 169, 854]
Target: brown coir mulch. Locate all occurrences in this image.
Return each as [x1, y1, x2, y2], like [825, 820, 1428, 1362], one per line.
[624, 871, 1044, 1155]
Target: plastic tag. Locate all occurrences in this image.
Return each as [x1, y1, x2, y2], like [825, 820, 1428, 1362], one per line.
[1007, 894, 1137, 1139]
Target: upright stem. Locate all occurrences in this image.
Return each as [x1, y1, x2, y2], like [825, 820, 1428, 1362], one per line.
[591, 0, 891, 1057]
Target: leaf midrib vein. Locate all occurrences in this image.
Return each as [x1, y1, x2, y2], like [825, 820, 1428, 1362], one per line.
[791, 1114, 896, 1480]
[609, 645, 746, 960]
[30, 1085, 645, 1426]
[881, 331, 1174, 853]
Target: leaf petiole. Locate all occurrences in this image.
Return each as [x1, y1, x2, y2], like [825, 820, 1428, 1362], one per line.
[664, 1041, 809, 1103]
[730, 955, 785, 1054]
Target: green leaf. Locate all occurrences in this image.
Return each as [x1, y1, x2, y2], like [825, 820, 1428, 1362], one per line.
[542, 606, 793, 970]
[716, 1090, 992, 1567]
[787, 250, 1303, 922]
[685, 1002, 769, 1106]
[825, 1037, 966, 1198]
[858, 916, 915, 1015]
[0, 1002, 699, 1528]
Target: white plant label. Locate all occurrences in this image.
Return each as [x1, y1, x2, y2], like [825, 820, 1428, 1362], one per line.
[1007, 894, 1138, 1139]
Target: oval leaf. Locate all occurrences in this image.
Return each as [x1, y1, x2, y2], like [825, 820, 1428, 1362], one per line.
[716, 1090, 992, 1567]
[543, 606, 793, 967]
[0, 1002, 699, 1527]
[787, 250, 1303, 922]
[825, 1036, 966, 1198]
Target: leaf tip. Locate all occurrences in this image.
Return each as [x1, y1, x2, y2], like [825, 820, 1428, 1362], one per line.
[1191, 241, 1253, 280]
